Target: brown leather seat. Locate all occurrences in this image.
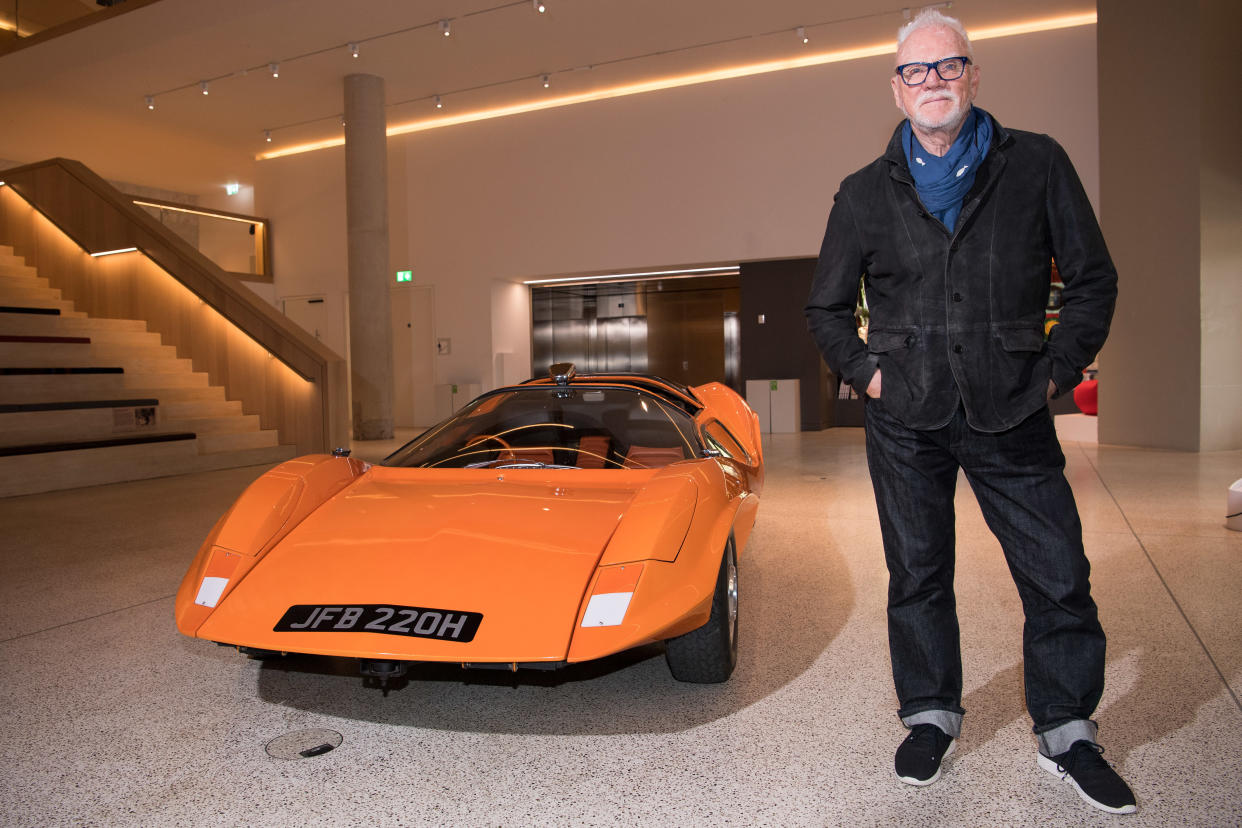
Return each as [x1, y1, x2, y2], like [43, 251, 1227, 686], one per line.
[575, 435, 611, 468]
[509, 448, 555, 464]
[623, 445, 685, 468]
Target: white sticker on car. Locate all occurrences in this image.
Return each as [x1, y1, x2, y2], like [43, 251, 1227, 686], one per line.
[581, 592, 633, 627]
[195, 576, 229, 607]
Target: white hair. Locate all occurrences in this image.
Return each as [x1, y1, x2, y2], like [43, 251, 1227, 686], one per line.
[896, 8, 974, 60]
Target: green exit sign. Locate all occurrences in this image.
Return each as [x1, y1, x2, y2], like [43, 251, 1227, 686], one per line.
[395, 270, 412, 283]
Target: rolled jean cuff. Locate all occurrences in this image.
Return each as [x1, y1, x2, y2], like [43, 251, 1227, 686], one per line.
[1037, 719, 1098, 757]
[902, 709, 962, 739]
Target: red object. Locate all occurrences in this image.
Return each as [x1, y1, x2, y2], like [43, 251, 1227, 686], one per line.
[1074, 379, 1098, 416]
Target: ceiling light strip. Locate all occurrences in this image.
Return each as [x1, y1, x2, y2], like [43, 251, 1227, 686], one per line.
[524, 266, 739, 286]
[258, 12, 1096, 161]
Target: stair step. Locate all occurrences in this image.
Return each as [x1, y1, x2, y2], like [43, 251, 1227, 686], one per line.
[0, 314, 150, 336]
[0, 431, 196, 458]
[0, 408, 260, 447]
[0, 334, 92, 344]
[0, 341, 184, 369]
[0, 441, 295, 498]
[162, 414, 261, 434]
[0, 273, 51, 289]
[0, 297, 83, 315]
[196, 429, 279, 453]
[1, 366, 123, 375]
[120, 385, 228, 402]
[0, 305, 60, 316]
[0, 398, 160, 414]
[0, 264, 40, 279]
[0, 285, 61, 302]
[0, 407, 151, 443]
[157, 398, 243, 418]
[123, 370, 209, 388]
[0, 374, 216, 400]
[0, 438, 199, 497]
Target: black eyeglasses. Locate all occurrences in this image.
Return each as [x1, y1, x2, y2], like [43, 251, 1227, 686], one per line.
[895, 56, 971, 86]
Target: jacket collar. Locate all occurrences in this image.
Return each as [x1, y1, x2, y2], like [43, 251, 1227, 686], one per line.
[884, 110, 1011, 182]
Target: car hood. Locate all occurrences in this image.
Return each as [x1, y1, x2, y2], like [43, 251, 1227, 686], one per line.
[196, 466, 644, 661]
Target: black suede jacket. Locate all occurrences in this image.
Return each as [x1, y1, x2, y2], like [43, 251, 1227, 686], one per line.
[805, 114, 1117, 432]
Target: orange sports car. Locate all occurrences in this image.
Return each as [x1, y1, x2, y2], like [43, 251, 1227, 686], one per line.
[175, 365, 763, 687]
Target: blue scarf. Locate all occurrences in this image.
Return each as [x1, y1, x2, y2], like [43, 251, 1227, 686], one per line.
[903, 106, 993, 230]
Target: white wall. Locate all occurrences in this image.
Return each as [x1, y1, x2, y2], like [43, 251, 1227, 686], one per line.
[256, 146, 350, 353]
[255, 25, 1099, 392]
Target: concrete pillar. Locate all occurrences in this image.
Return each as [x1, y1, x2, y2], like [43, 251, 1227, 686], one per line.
[1096, 0, 1242, 450]
[344, 73, 394, 440]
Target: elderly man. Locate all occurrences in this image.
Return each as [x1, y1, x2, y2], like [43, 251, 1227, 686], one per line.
[805, 10, 1136, 815]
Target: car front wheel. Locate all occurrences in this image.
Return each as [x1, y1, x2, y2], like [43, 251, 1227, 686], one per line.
[664, 538, 738, 683]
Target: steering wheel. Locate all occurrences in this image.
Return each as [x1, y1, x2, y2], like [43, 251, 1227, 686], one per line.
[464, 434, 515, 460]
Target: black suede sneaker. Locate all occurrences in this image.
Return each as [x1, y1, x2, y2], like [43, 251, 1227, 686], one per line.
[1039, 740, 1137, 814]
[895, 723, 956, 786]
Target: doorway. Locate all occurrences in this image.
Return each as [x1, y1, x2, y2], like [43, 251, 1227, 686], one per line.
[282, 294, 328, 341]
[391, 285, 437, 428]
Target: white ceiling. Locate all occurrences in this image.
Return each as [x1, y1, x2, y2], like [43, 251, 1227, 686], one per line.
[0, 0, 1093, 196]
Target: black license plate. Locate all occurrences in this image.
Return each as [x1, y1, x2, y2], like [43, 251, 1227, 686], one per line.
[274, 604, 482, 642]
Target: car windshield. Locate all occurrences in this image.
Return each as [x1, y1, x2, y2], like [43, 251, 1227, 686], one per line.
[383, 385, 703, 469]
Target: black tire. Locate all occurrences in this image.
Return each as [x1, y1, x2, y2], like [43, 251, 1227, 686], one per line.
[664, 538, 738, 683]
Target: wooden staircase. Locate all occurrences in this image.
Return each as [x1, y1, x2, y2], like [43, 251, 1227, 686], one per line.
[0, 244, 295, 497]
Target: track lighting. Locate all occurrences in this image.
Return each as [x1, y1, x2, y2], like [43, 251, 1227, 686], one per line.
[796, 26, 809, 45]
[533, 0, 547, 12]
[541, 74, 550, 88]
[145, 95, 155, 110]
[440, 19, 451, 37]
[264, 130, 272, 142]
[269, 62, 279, 78]
[200, 80, 209, 95]
[348, 42, 359, 58]
[434, 95, 443, 109]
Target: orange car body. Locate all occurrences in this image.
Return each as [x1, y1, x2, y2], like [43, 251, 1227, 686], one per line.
[175, 376, 763, 672]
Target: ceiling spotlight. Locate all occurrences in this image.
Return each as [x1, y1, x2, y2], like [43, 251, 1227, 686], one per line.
[796, 26, 809, 45]
[434, 95, 443, 109]
[269, 62, 279, 78]
[264, 130, 272, 142]
[533, 0, 547, 12]
[440, 19, 451, 37]
[348, 42, 359, 58]
[145, 95, 155, 110]
[541, 74, 550, 88]
[200, 80, 209, 95]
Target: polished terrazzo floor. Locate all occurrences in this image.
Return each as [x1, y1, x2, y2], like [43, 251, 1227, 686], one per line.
[1, 430, 1240, 826]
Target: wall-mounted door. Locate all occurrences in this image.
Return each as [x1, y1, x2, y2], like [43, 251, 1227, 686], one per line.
[282, 295, 328, 341]
[391, 285, 436, 428]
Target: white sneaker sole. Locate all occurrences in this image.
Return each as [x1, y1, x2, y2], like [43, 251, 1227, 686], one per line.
[897, 739, 955, 786]
[1037, 752, 1137, 814]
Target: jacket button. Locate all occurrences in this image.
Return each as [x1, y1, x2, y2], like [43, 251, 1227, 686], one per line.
[952, 292, 963, 302]
[953, 344, 964, 354]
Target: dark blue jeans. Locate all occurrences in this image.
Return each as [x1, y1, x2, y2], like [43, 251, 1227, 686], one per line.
[864, 397, 1105, 756]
